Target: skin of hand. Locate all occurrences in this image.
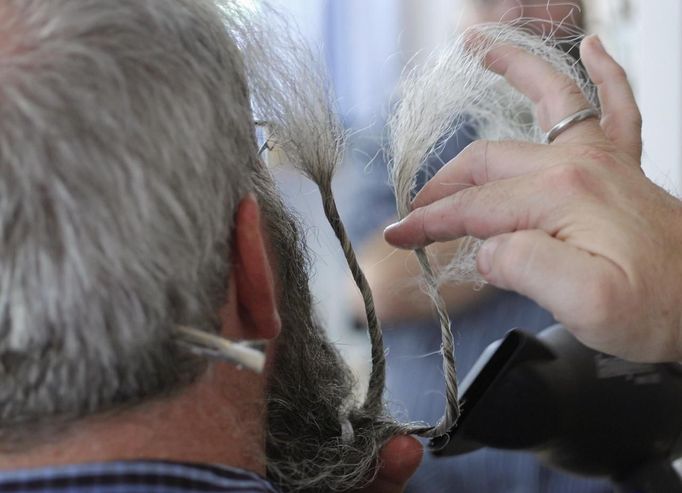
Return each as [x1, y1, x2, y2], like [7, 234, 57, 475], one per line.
[358, 436, 423, 493]
[349, 233, 492, 324]
[384, 35, 682, 363]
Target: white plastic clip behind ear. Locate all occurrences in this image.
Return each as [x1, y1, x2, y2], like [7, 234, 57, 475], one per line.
[174, 325, 266, 373]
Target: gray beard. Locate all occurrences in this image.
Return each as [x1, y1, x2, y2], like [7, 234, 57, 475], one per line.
[256, 180, 400, 492]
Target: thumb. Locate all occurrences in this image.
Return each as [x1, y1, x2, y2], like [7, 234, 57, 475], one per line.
[358, 435, 423, 493]
[476, 230, 623, 340]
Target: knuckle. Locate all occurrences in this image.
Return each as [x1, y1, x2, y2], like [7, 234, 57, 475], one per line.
[576, 146, 616, 167]
[557, 141, 623, 172]
[576, 146, 625, 179]
[462, 139, 486, 158]
[471, 140, 491, 184]
[461, 140, 488, 176]
[416, 206, 434, 242]
[606, 111, 643, 139]
[422, 202, 456, 242]
[608, 63, 628, 81]
[493, 234, 532, 284]
[543, 162, 592, 193]
[550, 73, 586, 102]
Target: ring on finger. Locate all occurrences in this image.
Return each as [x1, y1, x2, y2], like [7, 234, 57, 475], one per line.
[545, 107, 601, 144]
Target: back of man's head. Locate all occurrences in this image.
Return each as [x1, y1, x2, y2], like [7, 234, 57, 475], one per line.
[0, 0, 257, 440]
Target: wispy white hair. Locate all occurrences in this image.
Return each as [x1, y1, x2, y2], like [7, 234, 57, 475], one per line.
[224, 3, 346, 188]
[224, 3, 392, 421]
[389, 22, 596, 282]
[387, 22, 597, 437]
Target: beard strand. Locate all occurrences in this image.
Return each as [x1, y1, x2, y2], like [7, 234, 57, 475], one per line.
[256, 176, 402, 492]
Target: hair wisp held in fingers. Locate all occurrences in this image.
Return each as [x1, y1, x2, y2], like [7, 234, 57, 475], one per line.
[386, 22, 598, 442]
[388, 22, 597, 284]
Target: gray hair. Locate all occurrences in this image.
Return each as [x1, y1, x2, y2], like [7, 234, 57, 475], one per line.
[0, 0, 259, 434]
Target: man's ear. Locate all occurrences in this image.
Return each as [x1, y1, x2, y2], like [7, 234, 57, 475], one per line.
[229, 193, 281, 341]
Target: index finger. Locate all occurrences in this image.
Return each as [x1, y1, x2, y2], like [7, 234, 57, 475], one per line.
[385, 171, 553, 249]
[484, 43, 603, 144]
[412, 140, 558, 210]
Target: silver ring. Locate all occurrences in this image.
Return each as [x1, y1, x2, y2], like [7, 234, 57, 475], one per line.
[545, 107, 600, 143]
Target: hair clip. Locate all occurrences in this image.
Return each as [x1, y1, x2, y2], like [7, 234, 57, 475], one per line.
[173, 325, 266, 373]
[258, 139, 274, 156]
[254, 120, 275, 156]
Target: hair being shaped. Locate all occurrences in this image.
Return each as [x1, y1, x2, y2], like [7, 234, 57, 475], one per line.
[386, 23, 596, 442]
[388, 22, 596, 287]
[0, 0, 259, 432]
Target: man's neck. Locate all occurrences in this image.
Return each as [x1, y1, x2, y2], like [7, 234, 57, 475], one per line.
[0, 364, 267, 475]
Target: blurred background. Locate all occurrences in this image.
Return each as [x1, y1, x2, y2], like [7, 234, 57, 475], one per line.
[249, 1, 682, 490]
[257, 0, 682, 381]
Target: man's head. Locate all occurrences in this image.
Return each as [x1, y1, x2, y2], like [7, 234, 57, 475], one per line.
[0, 1, 394, 491]
[0, 0, 259, 428]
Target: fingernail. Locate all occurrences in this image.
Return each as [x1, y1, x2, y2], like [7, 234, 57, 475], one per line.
[383, 219, 405, 242]
[477, 238, 499, 276]
[384, 218, 404, 235]
[384, 218, 421, 249]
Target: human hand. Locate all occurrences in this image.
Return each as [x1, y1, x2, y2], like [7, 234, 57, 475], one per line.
[384, 35, 682, 362]
[350, 231, 491, 324]
[357, 435, 423, 493]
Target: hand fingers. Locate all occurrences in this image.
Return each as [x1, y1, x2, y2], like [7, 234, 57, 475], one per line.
[410, 38, 641, 213]
[484, 43, 603, 143]
[386, 173, 552, 249]
[580, 35, 643, 161]
[476, 230, 630, 356]
[358, 435, 423, 493]
[412, 140, 557, 209]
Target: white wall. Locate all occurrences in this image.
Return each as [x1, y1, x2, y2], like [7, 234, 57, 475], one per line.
[631, 0, 682, 196]
[592, 0, 682, 196]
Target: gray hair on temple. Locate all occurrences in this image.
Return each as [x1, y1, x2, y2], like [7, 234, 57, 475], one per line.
[0, 0, 258, 436]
